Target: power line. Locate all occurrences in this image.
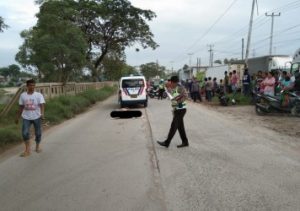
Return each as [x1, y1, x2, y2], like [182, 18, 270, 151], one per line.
[212, 0, 300, 47]
[172, 0, 300, 67]
[172, 0, 239, 62]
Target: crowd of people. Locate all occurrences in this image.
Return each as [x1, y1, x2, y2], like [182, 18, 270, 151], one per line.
[180, 67, 300, 105]
[181, 69, 241, 103]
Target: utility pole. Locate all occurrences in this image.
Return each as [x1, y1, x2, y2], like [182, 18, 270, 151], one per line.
[197, 58, 201, 71]
[187, 53, 193, 67]
[245, 0, 256, 66]
[242, 38, 244, 60]
[208, 45, 214, 67]
[265, 12, 281, 55]
[170, 61, 174, 74]
[187, 53, 193, 78]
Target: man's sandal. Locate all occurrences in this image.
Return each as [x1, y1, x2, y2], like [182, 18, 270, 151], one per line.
[20, 152, 30, 157]
[35, 149, 42, 153]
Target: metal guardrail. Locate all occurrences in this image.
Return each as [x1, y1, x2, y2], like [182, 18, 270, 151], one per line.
[0, 81, 115, 117]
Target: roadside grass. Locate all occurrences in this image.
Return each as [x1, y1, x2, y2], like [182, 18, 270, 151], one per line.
[0, 85, 117, 150]
[0, 89, 6, 96]
[211, 92, 252, 106]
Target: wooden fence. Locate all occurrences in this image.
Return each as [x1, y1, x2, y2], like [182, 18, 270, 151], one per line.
[0, 81, 116, 117]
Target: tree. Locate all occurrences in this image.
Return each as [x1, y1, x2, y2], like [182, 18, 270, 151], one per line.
[102, 60, 137, 81]
[0, 16, 8, 32]
[16, 1, 88, 83]
[0, 65, 21, 79]
[224, 58, 229, 64]
[24, 0, 158, 82]
[8, 64, 21, 78]
[0, 67, 10, 79]
[140, 62, 166, 79]
[214, 60, 222, 65]
[74, 0, 158, 80]
[182, 64, 189, 71]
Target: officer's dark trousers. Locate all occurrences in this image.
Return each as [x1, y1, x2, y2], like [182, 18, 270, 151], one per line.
[165, 109, 188, 145]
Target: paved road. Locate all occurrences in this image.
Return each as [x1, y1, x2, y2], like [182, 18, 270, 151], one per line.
[148, 99, 300, 210]
[0, 96, 165, 211]
[0, 96, 300, 210]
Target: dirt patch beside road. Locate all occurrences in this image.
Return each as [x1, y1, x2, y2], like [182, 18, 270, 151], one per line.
[209, 105, 300, 138]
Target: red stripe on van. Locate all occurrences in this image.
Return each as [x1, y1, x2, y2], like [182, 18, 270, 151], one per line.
[138, 86, 144, 95]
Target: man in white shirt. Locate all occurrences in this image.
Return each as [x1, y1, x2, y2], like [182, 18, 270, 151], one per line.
[16, 79, 45, 157]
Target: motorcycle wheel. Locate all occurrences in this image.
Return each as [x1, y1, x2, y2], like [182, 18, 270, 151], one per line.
[255, 105, 267, 116]
[291, 105, 300, 117]
[163, 92, 167, 99]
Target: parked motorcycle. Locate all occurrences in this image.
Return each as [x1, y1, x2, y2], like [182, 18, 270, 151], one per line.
[217, 89, 229, 106]
[147, 86, 167, 99]
[255, 91, 300, 117]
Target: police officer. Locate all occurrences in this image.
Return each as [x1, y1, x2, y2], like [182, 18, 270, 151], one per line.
[158, 79, 165, 100]
[157, 76, 189, 148]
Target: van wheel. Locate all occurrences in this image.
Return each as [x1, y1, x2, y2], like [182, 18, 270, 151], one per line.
[120, 101, 125, 108]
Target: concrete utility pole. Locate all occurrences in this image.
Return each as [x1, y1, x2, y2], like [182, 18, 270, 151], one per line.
[245, 0, 256, 66]
[197, 58, 201, 72]
[265, 12, 281, 55]
[242, 38, 245, 60]
[188, 53, 193, 66]
[208, 45, 214, 67]
[187, 53, 193, 78]
[170, 61, 174, 73]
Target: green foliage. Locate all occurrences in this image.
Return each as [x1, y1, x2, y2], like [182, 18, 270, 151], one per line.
[212, 92, 252, 105]
[214, 60, 222, 65]
[0, 16, 8, 32]
[17, 0, 158, 82]
[16, 0, 88, 83]
[0, 104, 4, 114]
[75, 0, 158, 79]
[0, 64, 21, 80]
[102, 54, 138, 80]
[140, 62, 166, 79]
[0, 126, 22, 148]
[196, 72, 206, 81]
[44, 86, 116, 123]
[0, 104, 22, 148]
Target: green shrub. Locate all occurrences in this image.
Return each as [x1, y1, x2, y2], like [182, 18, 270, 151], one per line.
[0, 125, 22, 148]
[212, 92, 252, 105]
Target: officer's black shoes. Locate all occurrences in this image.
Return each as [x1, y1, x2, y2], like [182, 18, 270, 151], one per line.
[177, 143, 189, 148]
[157, 141, 169, 148]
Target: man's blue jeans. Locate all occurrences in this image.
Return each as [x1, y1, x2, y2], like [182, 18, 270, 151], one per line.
[22, 118, 42, 144]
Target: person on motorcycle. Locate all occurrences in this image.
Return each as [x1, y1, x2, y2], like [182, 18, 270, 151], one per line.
[262, 71, 275, 96]
[291, 68, 300, 92]
[158, 79, 165, 100]
[280, 71, 294, 107]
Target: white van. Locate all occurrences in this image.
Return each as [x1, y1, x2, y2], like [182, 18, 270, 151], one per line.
[119, 75, 148, 108]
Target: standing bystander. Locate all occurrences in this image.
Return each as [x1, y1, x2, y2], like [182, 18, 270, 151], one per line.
[15, 79, 45, 157]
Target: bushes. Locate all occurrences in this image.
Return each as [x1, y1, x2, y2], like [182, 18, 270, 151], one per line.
[0, 125, 22, 148]
[0, 85, 117, 149]
[212, 92, 252, 105]
[44, 86, 116, 124]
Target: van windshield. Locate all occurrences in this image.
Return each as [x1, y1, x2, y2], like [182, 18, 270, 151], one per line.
[122, 79, 144, 88]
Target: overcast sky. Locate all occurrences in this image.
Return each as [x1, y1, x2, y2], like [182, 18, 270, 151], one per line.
[0, 0, 299, 70]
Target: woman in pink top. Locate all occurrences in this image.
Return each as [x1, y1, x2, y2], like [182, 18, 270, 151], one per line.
[262, 72, 275, 96]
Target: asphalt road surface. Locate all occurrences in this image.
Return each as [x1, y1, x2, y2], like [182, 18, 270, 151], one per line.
[0, 96, 300, 210]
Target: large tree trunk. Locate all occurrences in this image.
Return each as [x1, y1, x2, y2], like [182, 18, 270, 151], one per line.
[91, 46, 108, 81]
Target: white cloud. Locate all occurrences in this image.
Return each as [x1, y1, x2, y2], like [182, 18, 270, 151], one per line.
[0, 1, 39, 67]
